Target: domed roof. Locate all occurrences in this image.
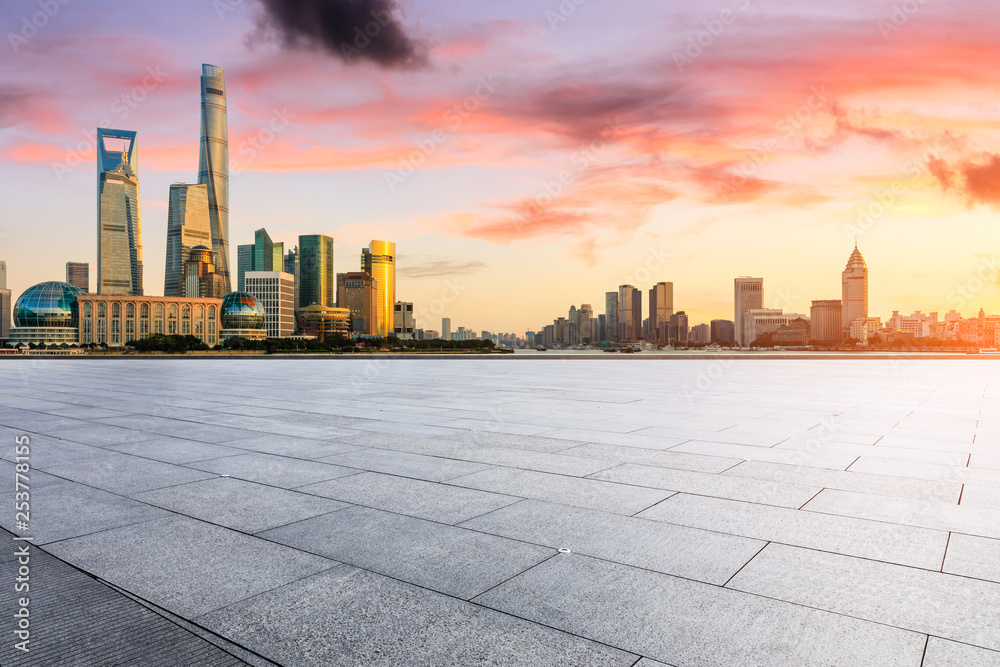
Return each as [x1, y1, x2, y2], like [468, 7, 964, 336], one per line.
[14, 281, 83, 328]
[220, 291, 265, 330]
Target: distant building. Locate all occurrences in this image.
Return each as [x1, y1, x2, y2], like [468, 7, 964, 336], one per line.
[578, 304, 594, 344]
[772, 318, 811, 345]
[648, 282, 674, 343]
[0, 260, 6, 289]
[245, 271, 295, 338]
[668, 311, 689, 344]
[604, 292, 618, 342]
[79, 293, 221, 348]
[710, 319, 735, 344]
[842, 244, 869, 338]
[618, 285, 642, 341]
[296, 305, 350, 340]
[850, 316, 881, 345]
[887, 310, 937, 338]
[298, 235, 335, 309]
[97, 128, 143, 296]
[199, 64, 232, 293]
[66, 262, 90, 293]
[236, 244, 253, 292]
[284, 247, 298, 307]
[164, 183, 210, 297]
[362, 241, 395, 337]
[690, 323, 710, 344]
[181, 246, 224, 299]
[734, 277, 763, 346]
[810, 300, 842, 343]
[394, 301, 414, 339]
[442, 317, 452, 340]
[337, 272, 378, 335]
[745, 309, 808, 345]
[0, 287, 10, 341]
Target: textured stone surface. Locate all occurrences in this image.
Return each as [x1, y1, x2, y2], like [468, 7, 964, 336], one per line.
[3, 357, 999, 665]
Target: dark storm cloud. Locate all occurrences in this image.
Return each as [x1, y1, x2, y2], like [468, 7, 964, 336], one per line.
[255, 0, 425, 68]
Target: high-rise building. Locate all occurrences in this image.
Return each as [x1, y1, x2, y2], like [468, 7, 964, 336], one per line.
[362, 241, 396, 337]
[181, 246, 224, 298]
[254, 228, 275, 272]
[0, 286, 10, 340]
[604, 292, 618, 342]
[198, 64, 231, 293]
[0, 260, 6, 289]
[690, 323, 710, 344]
[617, 285, 642, 341]
[648, 282, 674, 343]
[668, 311, 689, 344]
[164, 183, 210, 297]
[236, 244, 253, 292]
[97, 128, 143, 296]
[842, 244, 868, 338]
[337, 271, 378, 335]
[734, 277, 764, 346]
[298, 235, 335, 309]
[394, 302, 414, 339]
[66, 262, 90, 292]
[245, 271, 295, 338]
[710, 319, 735, 344]
[810, 299, 843, 343]
[442, 317, 452, 341]
[284, 247, 298, 311]
[578, 304, 593, 344]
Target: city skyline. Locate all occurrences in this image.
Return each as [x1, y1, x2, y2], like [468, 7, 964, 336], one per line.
[3, 1, 1000, 331]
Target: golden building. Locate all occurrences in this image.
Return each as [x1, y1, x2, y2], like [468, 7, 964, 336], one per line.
[362, 241, 395, 337]
[296, 304, 351, 340]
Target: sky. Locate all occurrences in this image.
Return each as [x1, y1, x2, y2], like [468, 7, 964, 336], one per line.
[2, 0, 1000, 333]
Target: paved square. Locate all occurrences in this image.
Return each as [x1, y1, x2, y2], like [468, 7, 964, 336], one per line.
[1, 357, 999, 666]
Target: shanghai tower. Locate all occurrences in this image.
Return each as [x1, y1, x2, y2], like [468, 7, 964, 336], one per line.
[198, 64, 231, 293]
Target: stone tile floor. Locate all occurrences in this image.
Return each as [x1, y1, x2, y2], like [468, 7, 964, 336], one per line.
[0, 358, 998, 665]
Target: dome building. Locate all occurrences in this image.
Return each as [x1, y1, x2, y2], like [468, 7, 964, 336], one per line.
[10, 281, 84, 346]
[220, 291, 267, 342]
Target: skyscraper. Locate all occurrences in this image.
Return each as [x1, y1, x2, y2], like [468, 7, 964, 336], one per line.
[181, 246, 224, 298]
[604, 292, 618, 343]
[578, 304, 593, 344]
[442, 317, 452, 341]
[617, 285, 641, 341]
[0, 260, 5, 289]
[164, 183, 210, 297]
[66, 262, 90, 292]
[298, 235, 335, 309]
[337, 271, 378, 335]
[734, 277, 764, 346]
[842, 244, 868, 338]
[97, 128, 143, 296]
[236, 245, 253, 292]
[710, 319, 735, 344]
[198, 64, 231, 293]
[254, 228, 275, 272]
[811, 299, 843, 343]
[362, 241, 396, 337]
[649, 282, 674, 343]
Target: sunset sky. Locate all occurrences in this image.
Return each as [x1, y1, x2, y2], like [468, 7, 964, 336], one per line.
[3, 0, 1000, 333]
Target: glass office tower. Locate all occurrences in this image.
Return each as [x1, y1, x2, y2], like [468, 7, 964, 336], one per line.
[362, 241, 395, 337]
[298, 235, 335, 309]
[254, 228, 275, 272]
[164, 183, 211, 297]
[198, 64, 231, 293]
[97, 128, 143, 296]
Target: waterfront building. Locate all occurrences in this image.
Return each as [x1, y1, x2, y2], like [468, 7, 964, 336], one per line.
[219, 291, 266, 342]
[245, 271, 295, 338]
[66, 262, 90, 292]
[337, 272, 378, 335]
[164, 183, 211, 296]
[298, 235, 335, 310]
[97, 128, 143, 296]
[296, 304, 351, 339]
[181, 246, 224, 298]
[362, 241, 396, 337]
[394, 301, 414, 339]
[199, 64, 231, 293]
[842, 244, 869, 338]
[810, 299, 843, 343]
[649, 282, 674, 343]
[734, 277, 763, 346]
[710, 319, 735, 344]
